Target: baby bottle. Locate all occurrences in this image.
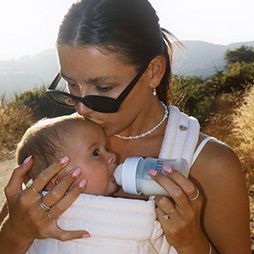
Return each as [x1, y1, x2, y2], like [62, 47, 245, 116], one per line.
[113, 157, 189, 196]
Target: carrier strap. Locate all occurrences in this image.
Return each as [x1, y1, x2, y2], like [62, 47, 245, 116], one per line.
[159, 106, 200, 172]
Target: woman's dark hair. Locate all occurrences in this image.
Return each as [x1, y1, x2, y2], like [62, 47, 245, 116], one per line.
[57, 0, 180, 104]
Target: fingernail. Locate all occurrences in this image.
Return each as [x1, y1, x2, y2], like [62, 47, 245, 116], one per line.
[22, 155, 33, 165]
[79, 179, 87, 188]
[148, 169, 157, 176]
[81, 233, 90, 238]
[59, 156, 70, 165]
[72, 168, 81, 177]
[163, 165, 173, 173]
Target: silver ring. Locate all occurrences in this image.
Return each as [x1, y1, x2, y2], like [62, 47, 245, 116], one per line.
[39, 198, 51, 211]
[26, 180, 40, 194]
[189, 188, 200, 202]
[163, 214, 170, 220]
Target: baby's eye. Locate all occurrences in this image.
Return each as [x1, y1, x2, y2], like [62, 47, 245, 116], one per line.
[91, 149, 100, 158]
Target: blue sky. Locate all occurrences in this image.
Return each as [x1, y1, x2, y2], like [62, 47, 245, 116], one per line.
[0, 0, 253, 60]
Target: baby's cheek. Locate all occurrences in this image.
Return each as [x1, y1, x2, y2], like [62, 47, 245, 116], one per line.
[85, 175, 109, 195]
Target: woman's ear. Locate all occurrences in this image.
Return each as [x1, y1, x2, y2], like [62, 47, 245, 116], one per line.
[147, 55, 166, 89]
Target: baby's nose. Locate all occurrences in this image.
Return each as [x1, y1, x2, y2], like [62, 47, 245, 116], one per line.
[107, 152, 116, 164]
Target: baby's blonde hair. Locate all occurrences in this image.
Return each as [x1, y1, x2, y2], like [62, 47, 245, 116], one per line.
[16, 114, 86, 179]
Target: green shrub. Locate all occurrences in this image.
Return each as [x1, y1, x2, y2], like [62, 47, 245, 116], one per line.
[14, 86, 74, 120]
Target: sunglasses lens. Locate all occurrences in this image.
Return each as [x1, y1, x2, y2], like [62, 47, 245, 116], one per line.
[84, 96, 119, 113]
[59, 94, 77, 106]
[47, 92, 76, 107]
[47, 91, 119, 112]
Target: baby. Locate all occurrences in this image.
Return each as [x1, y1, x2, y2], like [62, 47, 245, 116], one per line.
[17, 114, 118, 196]
[16, 115, 170, 254]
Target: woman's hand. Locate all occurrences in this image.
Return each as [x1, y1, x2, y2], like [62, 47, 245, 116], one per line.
[0, 155, 89, 254]
[149, 168, 212, 254]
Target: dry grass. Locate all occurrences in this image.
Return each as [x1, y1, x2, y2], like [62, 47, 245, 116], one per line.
[231, 87, 254, 249]
[0, 101, 34, 160]
[0, 157, 16, 206]
[204, 87, 254, 250]
[231, 88, 254, 182]
[205, 88, 254, 185]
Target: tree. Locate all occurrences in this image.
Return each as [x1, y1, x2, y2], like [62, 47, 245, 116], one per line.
[171, 75, 217, 125]
[225, 45, 254, 64]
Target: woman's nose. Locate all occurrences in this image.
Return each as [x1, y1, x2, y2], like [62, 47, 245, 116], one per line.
[75, 102, 93, 116]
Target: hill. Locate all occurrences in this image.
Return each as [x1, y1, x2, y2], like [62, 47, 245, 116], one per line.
[0, 40, 254, 99]
[173, 40, 254, 77]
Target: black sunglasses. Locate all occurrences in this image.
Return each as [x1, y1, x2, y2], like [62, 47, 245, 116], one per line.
[46, 62, 150, 113]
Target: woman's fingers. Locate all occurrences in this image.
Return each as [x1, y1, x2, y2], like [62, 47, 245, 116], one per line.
[48, 179, 87, 219]
[31, 156, 70, 192]
[152, 170, 203, 249]
[4, 155, 33, 203]
[155, 195, 176, 215]
[163, 168, 201, 202]
[42, 168, 82, 207]
[150, 170, 189, 210]
[39, 179, 90, 240]
[149, 169, 201, 210]
[54, 227, 90, 241]
[2, 156, 90, 246]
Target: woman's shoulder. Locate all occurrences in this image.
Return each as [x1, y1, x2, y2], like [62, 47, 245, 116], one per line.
[191, 132, 242, 180]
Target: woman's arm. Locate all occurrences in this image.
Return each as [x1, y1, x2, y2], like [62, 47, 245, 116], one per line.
[0, 156, 89, 254]
[150, 140, 251, 254]
[193, 141, 251, 253]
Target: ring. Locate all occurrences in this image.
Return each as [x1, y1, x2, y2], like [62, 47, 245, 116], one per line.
[189, 188, 200, 202]
[39, 198, 51, 211]
[163, 214, 169, 220]
[26, 180, 40, 194]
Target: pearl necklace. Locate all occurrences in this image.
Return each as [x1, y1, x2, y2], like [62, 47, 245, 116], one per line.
[113, 102, 169, 140]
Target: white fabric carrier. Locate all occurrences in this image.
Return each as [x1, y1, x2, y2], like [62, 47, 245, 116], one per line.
[26, 106, 213, 254]
[160, 106, 200, 170]
[27, 194, 169, 254]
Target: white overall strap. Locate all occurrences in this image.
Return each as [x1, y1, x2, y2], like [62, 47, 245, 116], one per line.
[191, 137, 217, 166]
[170, 111, 189, 160]
[181, 116, 200, 169]
[159, 106, 181, 159]
[159, 106, 200, 170]
[159, 106, 200, 254]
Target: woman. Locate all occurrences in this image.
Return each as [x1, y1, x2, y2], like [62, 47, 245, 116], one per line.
[0, 0, 251, 253]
